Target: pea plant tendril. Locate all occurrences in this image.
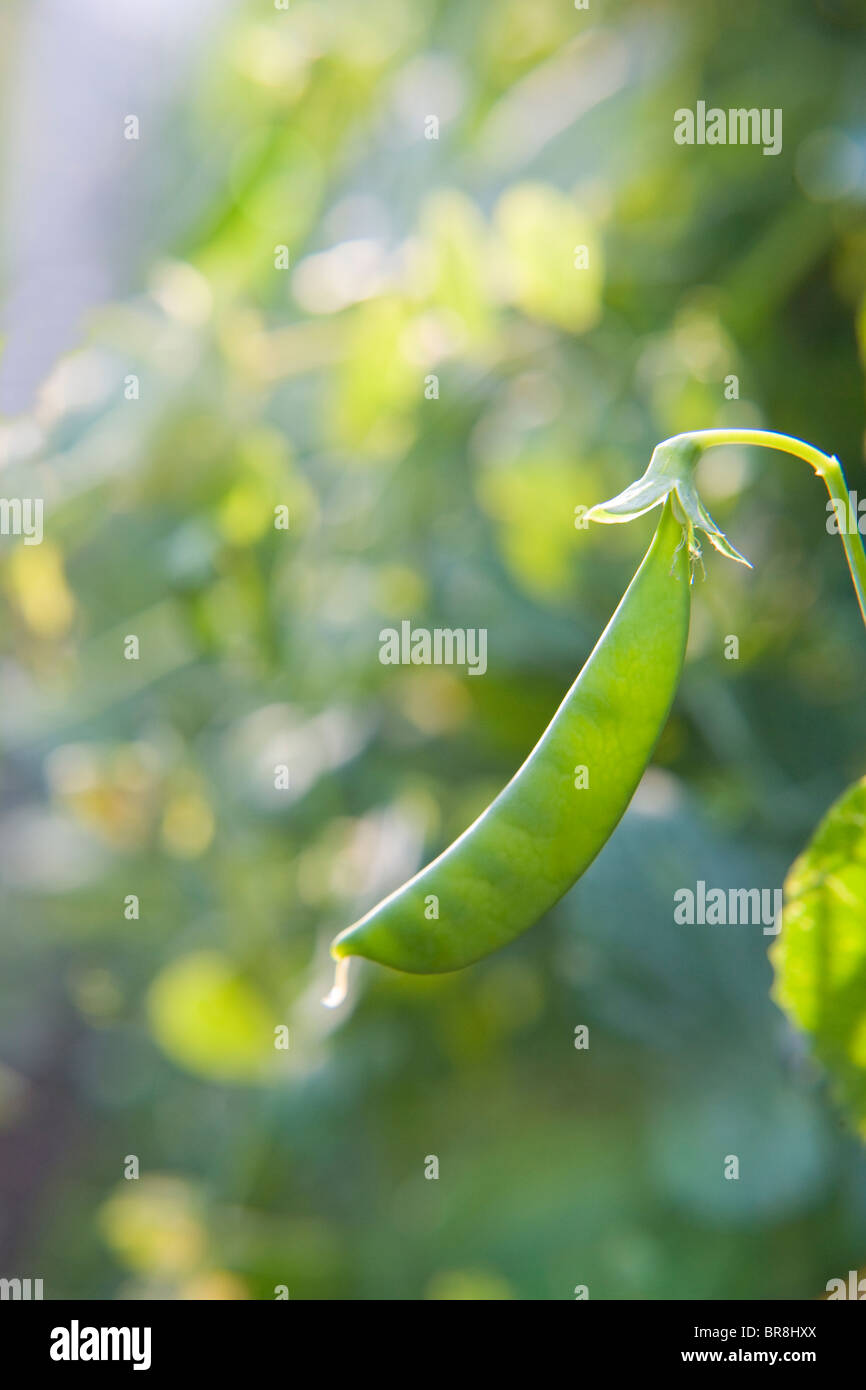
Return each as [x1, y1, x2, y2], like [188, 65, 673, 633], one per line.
[324, 428, 866, 1008]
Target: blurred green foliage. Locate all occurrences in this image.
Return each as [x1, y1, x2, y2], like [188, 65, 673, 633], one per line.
[1, 0, 866, 1300]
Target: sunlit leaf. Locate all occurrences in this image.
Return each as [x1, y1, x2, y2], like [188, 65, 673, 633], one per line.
[147, 951, 275, 1083]
[425, 1268, 515, 1300]
[100, 1178, 206, 1277]
[476, 448, 587, 596]
[419, 190, 494, 345]
[329, 297, 418, 456]
[5, 542, 75, 639]
[771, 777, 866, 1137]
[494, 183, 603, 333]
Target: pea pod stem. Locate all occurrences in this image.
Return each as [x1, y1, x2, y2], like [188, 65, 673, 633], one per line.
[671, 429, 866, 629]
[587, 427, 866, 630]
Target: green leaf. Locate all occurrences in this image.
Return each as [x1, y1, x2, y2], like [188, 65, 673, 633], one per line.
[771, 776, 866, 1137]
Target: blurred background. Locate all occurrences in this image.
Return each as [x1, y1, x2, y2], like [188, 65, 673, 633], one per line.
[1, 0, 866, 1300]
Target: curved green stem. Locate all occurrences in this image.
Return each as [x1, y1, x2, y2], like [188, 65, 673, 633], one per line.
[669, 429, 866, 630]
[587, 427, 866, 631]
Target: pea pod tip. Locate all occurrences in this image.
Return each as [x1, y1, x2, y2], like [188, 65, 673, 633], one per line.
[322, 953, 352, 1009]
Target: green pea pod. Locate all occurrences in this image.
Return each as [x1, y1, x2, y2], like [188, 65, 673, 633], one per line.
[326, 499, 690, 994]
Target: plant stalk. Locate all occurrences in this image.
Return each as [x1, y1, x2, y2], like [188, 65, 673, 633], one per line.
[668, 428, 866, 629]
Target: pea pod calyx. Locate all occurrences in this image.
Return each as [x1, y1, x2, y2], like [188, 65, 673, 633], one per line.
[584, 434, 752, 572]
[586, 427, 866, 629]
